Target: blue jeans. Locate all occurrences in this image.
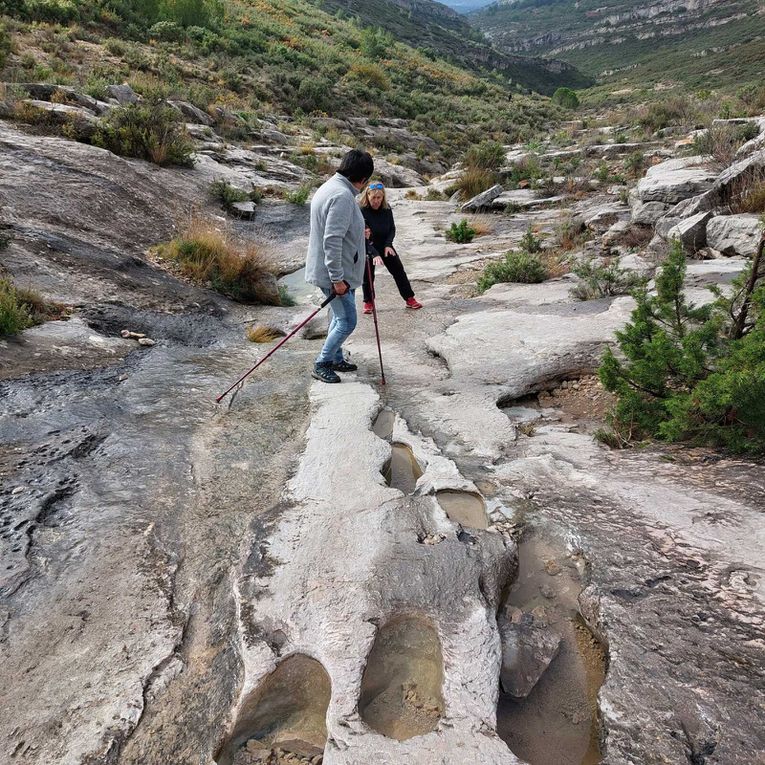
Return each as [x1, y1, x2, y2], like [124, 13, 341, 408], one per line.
[316, 288, 357, 366]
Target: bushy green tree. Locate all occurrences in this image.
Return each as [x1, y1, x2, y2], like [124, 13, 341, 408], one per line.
[600, 237, 765, 452]
[552, 87, 579, 110]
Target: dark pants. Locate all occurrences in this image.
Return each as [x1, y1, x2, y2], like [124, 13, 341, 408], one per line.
[362, 254, 414, 303]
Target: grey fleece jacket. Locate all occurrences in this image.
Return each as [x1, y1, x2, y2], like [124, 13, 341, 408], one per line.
[305, 173, 366, 290]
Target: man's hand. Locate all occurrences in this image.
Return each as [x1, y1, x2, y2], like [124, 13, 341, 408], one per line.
[332, 280, 349, 295]
[384, 246, 396, 257]
[373, 256, 384, 266]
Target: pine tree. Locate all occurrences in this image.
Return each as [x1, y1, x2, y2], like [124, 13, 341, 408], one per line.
[599, 236, 765, 453]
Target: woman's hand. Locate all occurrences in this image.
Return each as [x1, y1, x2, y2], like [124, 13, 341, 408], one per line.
[373, 256, 384, 266]
[384, 247, 396, 257]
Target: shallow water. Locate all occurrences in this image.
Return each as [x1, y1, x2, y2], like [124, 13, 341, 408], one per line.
[496, 533, 606, 765]
[384, 443, 423, 494]
[358, 616, 444, 741]
[277, 267, 318, 305]
[436, 490, 488, 529]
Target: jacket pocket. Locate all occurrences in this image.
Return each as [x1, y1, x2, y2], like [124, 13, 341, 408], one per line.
[354, 252, 359, 263]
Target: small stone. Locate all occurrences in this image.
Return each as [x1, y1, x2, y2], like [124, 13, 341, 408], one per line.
[11, 486, 24, 495]
[121, 330, 146, 339]
[544, 559, 562, 576]
[137, 338, 156, 347]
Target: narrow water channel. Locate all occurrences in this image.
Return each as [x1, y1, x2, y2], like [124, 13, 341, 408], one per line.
[277, 266, 318, 305]
[496, 532, 606, 765]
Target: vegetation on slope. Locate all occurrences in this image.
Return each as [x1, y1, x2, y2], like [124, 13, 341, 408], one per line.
[474, 0, 765, 102]
[318, 0, 591, 94]
[0, 0, 564, 161]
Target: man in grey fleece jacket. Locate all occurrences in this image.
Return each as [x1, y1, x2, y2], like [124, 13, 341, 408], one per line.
[305, 149, 374, 383]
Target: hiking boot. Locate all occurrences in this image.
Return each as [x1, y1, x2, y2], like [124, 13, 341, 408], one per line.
[363, 302, 374, 314]
[405, 297, 423, 310]
[312, 363, 341, 384]
[331, 360, 358, 372]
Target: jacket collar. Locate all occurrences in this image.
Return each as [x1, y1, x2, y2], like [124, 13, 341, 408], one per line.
[334, 173, 358, 195]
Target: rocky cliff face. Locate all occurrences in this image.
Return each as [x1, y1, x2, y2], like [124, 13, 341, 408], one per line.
[473, 0, 764, 83]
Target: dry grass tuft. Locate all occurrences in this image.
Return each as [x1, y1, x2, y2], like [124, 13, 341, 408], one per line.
[466, 218, 494, 237]
[539, 248, 570, 278]
[155, 218, 279, 304]
[247, 324, 286, 343]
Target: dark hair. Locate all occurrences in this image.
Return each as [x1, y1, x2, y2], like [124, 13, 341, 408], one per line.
[337, 149, 374, 183]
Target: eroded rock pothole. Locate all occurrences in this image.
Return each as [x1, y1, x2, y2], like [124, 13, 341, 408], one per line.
[496, 532, 606, 765]
[436, 489, 489, 529]
[216, 654, 330, 765]
[358, 615, 444, 741]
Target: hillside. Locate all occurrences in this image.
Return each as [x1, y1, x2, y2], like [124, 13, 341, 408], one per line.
[319, 0, 592, 94]
[0, 0, 585, 165]
[472, 0, 765, 97]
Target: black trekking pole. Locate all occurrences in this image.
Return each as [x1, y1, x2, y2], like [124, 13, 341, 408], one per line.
[216, 289, 340, 404]
[366, 257, 386, 386]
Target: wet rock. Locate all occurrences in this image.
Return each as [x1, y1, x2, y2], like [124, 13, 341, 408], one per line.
[706, 214, 763, 257]
[497, 604, 562, 698]
[461, 184, 504, 212]
[138, 337, 156, 346]
[121, 330, 146, 339]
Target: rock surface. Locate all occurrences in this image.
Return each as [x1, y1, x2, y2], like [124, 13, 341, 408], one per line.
[706, 214, 763, 257]
[632, 155, 717, 205]
[1, 105, 763, 765]
[497, 605, 562, 698]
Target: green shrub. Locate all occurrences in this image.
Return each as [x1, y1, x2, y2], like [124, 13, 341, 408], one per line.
[570, 257, 645, 300]
[284, 185, 311, 205]
[693, 123, 761, 167]
[638, 96, 696, 133]
[508, 154, 542, 188]
[450, 167, 496, 199]
[519, 227, 542, 253]
[477, 250, 547, 292]
[446, 219, 476, 243]
[209, 179, 249, 208]
[463, 140, 505, 172]
[278, 284, 296, 307]
[552, 87, 579, 110]
[158, 0, 222, 28]
[0, 279, 33, 336]
[624, 151, 646, 178]
[599, 240, 765, 453]
[0, 278, 62, 336]
[0, 22, 11, 69]
[93, 102, 194, 166]
[149, 20, 184, 41]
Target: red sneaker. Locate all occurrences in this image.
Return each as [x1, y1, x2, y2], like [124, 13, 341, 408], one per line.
[405, 297, 422, 310]
[363, 302, 374, 314]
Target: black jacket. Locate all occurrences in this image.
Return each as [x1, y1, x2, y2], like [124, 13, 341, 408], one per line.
[361, 206, 396, 258]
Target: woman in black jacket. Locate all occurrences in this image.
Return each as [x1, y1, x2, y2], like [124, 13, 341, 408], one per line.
[359, 181, 422, 313]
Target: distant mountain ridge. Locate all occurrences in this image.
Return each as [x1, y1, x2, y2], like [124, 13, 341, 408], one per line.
[472, 0, 765, 92]
[319, 0, 593, 93]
